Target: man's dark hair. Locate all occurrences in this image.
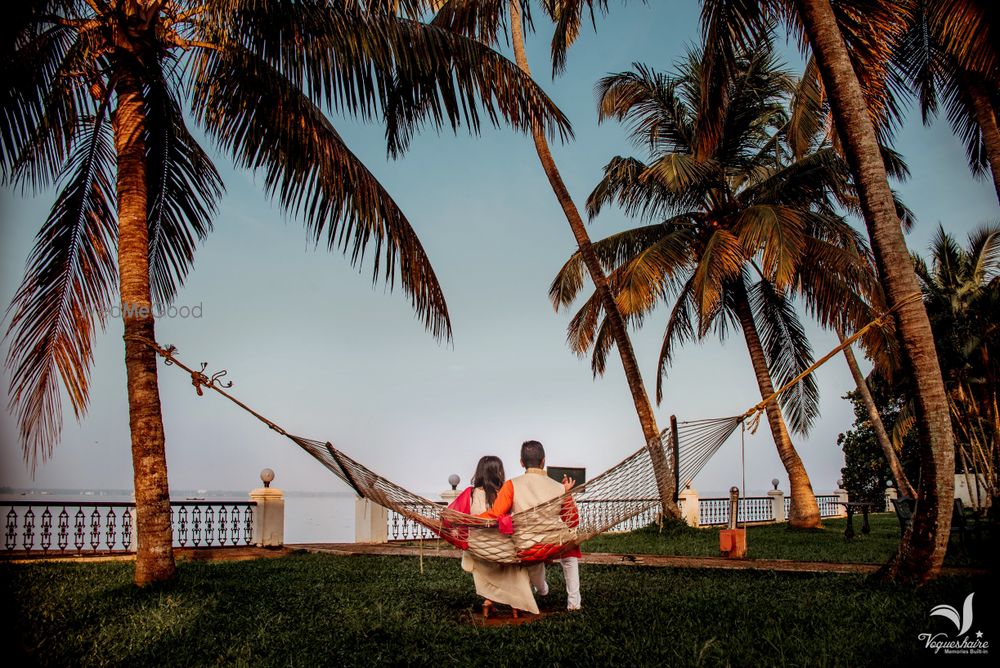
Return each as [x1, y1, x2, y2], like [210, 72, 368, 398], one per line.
[521, 440, 545, 468]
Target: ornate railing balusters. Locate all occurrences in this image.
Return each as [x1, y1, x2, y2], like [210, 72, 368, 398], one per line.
[57, 508, 69, 551]
[191, 506, 202, 547]
[815, 495, 840, 517]
[122, 509, 133, 551]
[22, 509, 35, 552]
[217, 506, 229, 545]
[105, 509, 117, 551]
[41, 509, 53, 552]
[176, 506, 189, 547]
[1, 500, 256, 554]
[74, 509, 85, 551]
[5, 508, 17, 551]
[243, 505, 254, 545]
[89, 508, 101, 551]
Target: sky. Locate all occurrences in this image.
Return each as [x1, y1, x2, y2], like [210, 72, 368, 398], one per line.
[1, 4, 997, 501]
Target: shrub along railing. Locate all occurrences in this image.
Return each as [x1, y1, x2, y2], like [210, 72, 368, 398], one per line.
[2, 500, 255, 555]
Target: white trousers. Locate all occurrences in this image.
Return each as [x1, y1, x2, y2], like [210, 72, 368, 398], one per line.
[527, 557, 581, 610]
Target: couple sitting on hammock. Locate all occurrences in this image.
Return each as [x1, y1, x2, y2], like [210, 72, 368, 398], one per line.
[449, 440, 581, 617]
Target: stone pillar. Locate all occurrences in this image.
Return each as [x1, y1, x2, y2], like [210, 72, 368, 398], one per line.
[836, 485, 849, 517]
[768, 488, 785, 523]
[884, 486, 898, 513]
[678, 484, 700, 527]
[127, 506, 139, 553]
[249, 468, 284, 547]
[354, 498, 388, 543]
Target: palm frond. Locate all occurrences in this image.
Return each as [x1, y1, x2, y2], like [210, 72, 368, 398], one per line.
[381, 13, 572, 155]
[431, 0, 517, 46]
[698, 0, 773, 152]
[655, 278, 696, 404]
[596, 64, 695, 154]
[604, 226, 696, 321]
[589, 314, 616, 377]
[4, 21, 98, 191]
[4, 110, 118, 471]
[732, 205, 805, 290]
[966, 222, 1000, 284]
[143, 55, 224, 308]
[549, 222, 690, 311]
[203, 1, 571, 159]
[928, 0, 1000, 78]
[895, 0, 944, 124]
[191, 41, 452, 340]
[566, 290, 603, 356]
[787, 57, 828, 159]
[827, 0, 913, 144]
[690, 229, 745, 335]
[538, 1, 612, 75]
[549, 252, 588, 311]
[748, 280, 819, 435]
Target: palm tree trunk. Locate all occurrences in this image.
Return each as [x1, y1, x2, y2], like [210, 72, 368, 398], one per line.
[113, 70, 176, 586]
[794, 0, 954, 583]
[507, 0, 678, 518]
[732, 280, 820, 528]
[965, 76, 1000, 205]
[837, 326, 916, 498]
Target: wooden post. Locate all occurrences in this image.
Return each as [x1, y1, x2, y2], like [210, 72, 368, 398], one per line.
[670, 415, 680, 503]
[720, 486, 747, 558]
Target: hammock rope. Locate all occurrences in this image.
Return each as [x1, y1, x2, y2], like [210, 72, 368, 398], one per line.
[124, 293, 911, 564]
[125, 335, 736, 563]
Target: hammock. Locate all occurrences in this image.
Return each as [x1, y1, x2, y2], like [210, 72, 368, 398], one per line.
[126, 292, 914, 563]
[131, 337, 740, 564]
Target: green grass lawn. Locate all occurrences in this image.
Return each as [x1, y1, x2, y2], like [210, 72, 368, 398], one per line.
[583, 514, 992, 568]
[4, 552, 996, 667]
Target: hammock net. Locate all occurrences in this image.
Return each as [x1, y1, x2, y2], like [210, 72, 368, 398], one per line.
[286, 416, 739, 564]
[133, 336, 743, 565]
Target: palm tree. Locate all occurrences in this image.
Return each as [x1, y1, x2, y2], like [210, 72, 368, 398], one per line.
[788, 0, 955, 586]
[3, 0, 571, 585]
[912, 224, 1000, 507]
[837, 326, 916, 498]
[896, 0, 1000, 203]
[693, 0, 955, 583]
[551, 44, 881, 528]
[424, 0, 679, 517]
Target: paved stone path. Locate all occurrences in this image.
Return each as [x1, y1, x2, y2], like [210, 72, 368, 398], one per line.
[5, 542, 989, 577]
[290, 542, 991, 577]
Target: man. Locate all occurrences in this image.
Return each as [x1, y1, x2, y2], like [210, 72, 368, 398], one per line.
[478, 440, 582, 611]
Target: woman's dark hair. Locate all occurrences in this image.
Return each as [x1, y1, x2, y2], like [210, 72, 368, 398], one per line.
[472, 456, 506, 508]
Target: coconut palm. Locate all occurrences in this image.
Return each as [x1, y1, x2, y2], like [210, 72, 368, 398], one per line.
[3, 0, 571, 585]
[787, 0, 956, 585]
[837, 326, 916, 498]
[419, 0, 679, 517]
[550, 43, 884, 528]
[693, 0, 955, 585]
[911, 224, 1000, 507]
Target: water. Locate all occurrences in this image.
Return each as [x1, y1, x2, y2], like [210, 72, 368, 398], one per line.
[283, 493, 355, 543]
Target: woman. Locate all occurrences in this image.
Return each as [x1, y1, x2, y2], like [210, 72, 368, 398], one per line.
[458, 456, 538, 617]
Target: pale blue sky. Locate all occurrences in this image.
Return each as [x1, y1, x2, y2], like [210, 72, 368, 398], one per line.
[2, 4, 997, 499]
